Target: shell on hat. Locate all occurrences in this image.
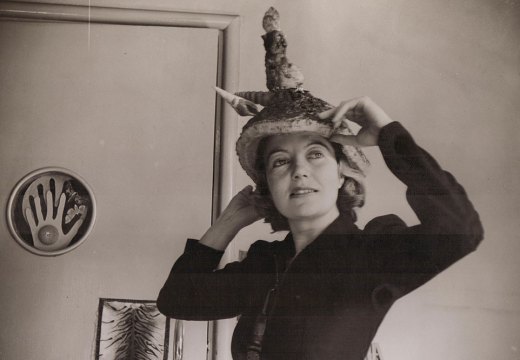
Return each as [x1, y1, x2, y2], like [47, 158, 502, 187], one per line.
[235, 91, 274, 106]
[214, 87, 259, 116]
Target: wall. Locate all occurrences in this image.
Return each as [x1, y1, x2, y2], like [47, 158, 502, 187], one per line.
[0, 16, 218, 359]
[2, 1, 519, 359]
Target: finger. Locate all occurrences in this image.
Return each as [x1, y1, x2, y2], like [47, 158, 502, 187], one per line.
[53, 177, 65, 207]
[319, 102, 359, 129]
[331, 102, 352, 129]
[56, 193, 66, 220]
[318, 107, 337, 120]
[46, 191, 53, 220]
[42, 178, 51, 201]
[34, 196, 44, 222]
[63, 219, 83, 242]
[330, 134, 360, 147]
[331, 98, 364, 128]
[238, 185, 254, 196]
[25, 208, 37, 229]
[331, 98, 368, 127]
[65, 218, 83, 240]
[243, 206, 263, 224]
[228, 185, 254, 206]
[242, 185, 253, 192]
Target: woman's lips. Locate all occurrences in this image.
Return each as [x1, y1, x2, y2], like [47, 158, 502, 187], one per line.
[290, 188, 317, 197]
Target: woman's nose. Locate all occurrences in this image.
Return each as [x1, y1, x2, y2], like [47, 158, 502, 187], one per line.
[291, 158, 309, 179]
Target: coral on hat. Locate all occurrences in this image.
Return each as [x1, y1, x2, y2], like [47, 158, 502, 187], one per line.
[215, 7, 369, 189]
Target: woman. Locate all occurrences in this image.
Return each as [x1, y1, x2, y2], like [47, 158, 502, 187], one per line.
[157, 8, 483, 360]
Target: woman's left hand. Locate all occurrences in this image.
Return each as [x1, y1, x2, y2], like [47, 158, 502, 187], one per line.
[318, 96, 393, 147]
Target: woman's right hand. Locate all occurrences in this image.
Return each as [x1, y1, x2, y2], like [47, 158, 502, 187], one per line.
[217, 185, 264, 231]
[199, 185, 263, 250]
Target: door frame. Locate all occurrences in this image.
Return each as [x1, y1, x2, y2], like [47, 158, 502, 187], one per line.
[0, 2, 240, 359]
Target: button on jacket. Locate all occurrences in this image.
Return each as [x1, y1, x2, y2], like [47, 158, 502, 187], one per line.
[157, 122, 483, 360]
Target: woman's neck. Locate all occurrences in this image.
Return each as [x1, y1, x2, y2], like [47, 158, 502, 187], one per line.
[289, 207, 340, 254]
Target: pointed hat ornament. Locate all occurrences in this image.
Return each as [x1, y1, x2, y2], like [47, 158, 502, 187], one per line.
[216, 7, 369, 188]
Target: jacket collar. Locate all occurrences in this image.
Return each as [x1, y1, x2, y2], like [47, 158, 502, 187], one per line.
[281, 214, 359, 257]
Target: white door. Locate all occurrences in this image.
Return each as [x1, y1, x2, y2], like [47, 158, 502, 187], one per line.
[0, 18, 219, 360]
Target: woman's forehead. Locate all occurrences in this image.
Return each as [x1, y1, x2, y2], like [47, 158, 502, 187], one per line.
[263, 132, 333, 155]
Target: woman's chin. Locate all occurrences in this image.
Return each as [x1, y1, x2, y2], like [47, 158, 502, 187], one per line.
[285, 208, 339, 224]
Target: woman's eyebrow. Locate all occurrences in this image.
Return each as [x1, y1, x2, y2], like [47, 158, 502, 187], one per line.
[265, 147, 288, 161]
[305, 139, 331, 150]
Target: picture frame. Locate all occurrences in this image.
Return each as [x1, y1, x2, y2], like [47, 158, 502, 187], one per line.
[95, 298, 182, 360]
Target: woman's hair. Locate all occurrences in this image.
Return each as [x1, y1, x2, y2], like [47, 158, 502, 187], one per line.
[254, 137, 365, 232]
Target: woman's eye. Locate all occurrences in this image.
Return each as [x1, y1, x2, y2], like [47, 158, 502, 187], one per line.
[272, 158, 289, 168]
[308, 151, 324, 159]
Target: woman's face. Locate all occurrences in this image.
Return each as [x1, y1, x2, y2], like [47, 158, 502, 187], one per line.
[263, 133, 344, 224]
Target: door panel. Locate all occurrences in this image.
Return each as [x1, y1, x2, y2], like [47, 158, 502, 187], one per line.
[0, 20, 218, 359]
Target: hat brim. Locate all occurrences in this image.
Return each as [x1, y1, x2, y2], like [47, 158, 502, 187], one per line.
[236, 117, 369, 184]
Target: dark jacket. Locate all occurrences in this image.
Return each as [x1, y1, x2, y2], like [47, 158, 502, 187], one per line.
[157, 122, 483, 360]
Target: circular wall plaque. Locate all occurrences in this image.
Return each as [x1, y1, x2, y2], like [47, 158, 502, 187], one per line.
[7, 167, 96, 256]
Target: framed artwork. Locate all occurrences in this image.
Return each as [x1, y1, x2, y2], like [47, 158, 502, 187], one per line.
[95, 298, 183, 360]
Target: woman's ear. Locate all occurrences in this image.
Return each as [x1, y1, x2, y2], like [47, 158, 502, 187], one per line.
[338, 175, 346, 189]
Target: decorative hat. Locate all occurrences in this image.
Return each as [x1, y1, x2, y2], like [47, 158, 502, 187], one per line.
[216, 7, 369, 187]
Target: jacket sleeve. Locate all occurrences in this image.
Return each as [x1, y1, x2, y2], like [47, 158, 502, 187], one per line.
[157, 239, 271, 320]
[364, 121, 484, 295]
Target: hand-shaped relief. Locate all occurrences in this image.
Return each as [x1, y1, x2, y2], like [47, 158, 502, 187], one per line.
[22, 175, 88, 251]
